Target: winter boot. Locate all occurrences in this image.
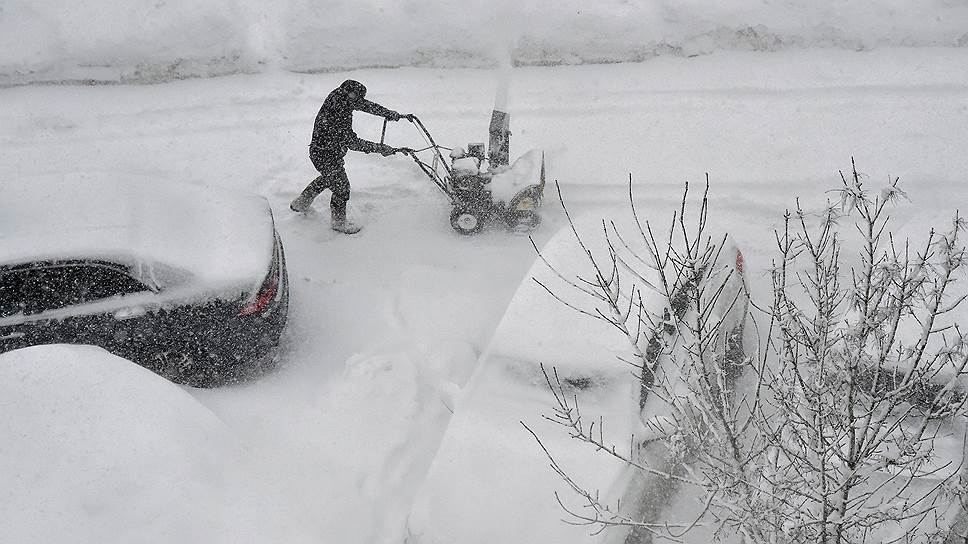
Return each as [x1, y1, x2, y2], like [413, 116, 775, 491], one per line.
[290, 177, 324, 213]
[290, 193, 314, 213]
[331, 204, 361, 234]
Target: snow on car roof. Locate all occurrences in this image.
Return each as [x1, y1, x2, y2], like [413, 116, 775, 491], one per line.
[1, 173, 274, 289]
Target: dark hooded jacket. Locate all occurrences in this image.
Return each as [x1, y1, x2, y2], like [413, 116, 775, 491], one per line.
[310, 79, 395, 156]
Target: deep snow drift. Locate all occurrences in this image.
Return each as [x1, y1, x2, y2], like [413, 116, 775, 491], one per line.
[2, 47, 968, 543]
[3, 0, 968, 85]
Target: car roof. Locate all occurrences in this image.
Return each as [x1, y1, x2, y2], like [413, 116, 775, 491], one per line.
[1, 173, 275, 291]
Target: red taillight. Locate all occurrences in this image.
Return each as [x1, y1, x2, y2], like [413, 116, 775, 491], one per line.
[239, 277, 278, 316]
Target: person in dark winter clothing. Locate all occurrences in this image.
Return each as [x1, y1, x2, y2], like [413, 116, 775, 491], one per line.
[290, 79, 412, 234]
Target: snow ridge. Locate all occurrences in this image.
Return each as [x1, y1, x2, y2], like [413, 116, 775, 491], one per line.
[4, 0, 968, 86]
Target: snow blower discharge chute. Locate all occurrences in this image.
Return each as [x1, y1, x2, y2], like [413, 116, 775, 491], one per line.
[384, 109, 546, 235]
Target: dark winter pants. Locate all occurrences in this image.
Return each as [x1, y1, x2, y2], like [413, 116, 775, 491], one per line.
[300, 146, 351, 214]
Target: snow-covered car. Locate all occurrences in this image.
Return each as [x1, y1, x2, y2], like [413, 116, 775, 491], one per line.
[406, 215, 748, 544]
[0, 344, 260, 541]
[0, 174, 288, 386]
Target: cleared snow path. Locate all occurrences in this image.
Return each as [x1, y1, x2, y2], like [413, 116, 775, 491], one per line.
[2, 48, 967, 542]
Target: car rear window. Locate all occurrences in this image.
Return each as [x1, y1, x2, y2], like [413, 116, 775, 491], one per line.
[0, 263, 148, 318]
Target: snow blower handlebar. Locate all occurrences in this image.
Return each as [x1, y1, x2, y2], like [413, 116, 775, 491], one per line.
[376, 117, 415, 156]
[383, 115, 455, 200]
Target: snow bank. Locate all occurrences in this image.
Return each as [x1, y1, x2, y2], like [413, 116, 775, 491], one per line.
[0, 345, 258, 543]
[4, 0, 968, 85]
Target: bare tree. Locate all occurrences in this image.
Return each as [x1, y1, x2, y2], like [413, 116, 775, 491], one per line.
[757, 162, 968, 543]
[524, 177, 773, 543]
[527, 162, 968, 544]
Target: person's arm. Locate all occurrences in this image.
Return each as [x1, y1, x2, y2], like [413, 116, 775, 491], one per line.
[347, 137, 397, 155]
[357, 99, 401, 120]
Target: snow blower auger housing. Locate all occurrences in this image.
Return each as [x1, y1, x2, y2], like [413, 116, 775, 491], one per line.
[391, 110, 546, 235]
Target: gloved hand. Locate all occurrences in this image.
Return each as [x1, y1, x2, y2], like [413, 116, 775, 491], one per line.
[386, 111, 402, 122]
[378, 144, 397, 156]
[397, 147, 414, 155]
[403, 113, 415, 122]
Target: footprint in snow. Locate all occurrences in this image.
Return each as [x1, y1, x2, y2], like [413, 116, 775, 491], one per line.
[344, 353, 395, 378]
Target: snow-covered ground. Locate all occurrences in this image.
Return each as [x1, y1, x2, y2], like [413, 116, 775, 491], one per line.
[2, 46, 968, 542]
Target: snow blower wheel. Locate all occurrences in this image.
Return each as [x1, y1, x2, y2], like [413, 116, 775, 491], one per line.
[450, 206, 485, 235]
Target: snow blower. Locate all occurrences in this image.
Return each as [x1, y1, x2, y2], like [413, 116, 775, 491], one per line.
[383, 109, 546, 235]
